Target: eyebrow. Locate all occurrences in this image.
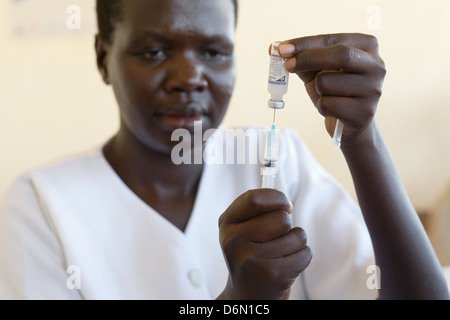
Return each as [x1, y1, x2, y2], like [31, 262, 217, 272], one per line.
[129, 31, 234, 47]
[127, 31, 171, 47]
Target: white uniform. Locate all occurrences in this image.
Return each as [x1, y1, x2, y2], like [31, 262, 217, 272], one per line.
[0, 127, 377, 300]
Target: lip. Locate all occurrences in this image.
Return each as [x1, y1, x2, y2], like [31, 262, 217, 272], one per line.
[156, 103, 208, 131]
[159, 113, 205, 130]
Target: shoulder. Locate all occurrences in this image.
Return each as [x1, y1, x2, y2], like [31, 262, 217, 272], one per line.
[29, 146, 104, 178]
[26, 146, 107, 188]
[2, 146, 108, 207]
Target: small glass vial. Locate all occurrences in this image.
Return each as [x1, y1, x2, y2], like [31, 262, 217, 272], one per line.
[267, 41, 289, 109]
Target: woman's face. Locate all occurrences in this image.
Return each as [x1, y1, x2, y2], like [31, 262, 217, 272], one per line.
[101, 0, 237, 154]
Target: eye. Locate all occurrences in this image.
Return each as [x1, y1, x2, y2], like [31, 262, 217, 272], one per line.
[204, 50, 223, 58]
[140, 49, 167, 61]
[201, 48, 229, 63]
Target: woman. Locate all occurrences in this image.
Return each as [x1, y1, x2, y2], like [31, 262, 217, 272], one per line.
[0, 0, 448, 300]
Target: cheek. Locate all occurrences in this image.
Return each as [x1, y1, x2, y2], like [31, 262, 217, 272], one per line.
[208, 66, 237, 124]
[112, 61, 158, 103]
[109, 59, 165, 124]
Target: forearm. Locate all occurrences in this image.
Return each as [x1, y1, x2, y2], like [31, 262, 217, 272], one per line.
[342, 121, 449, 299]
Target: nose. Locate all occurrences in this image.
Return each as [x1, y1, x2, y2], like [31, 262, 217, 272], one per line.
[165, 52, 208, 93]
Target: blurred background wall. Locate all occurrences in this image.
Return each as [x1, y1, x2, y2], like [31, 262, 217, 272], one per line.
[1, 1, 449, 225]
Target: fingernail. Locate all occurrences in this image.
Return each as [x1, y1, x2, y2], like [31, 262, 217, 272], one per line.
[285, 57, 296, 72]
[279, 43, 295, 57]
[288, 201, 294, 212]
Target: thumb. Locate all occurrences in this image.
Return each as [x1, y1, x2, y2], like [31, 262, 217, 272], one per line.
[325, 117, 337, 138]
[304, 79, 320, 106]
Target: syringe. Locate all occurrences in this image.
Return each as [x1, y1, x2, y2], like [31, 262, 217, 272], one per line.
[261, 123, 279, 189]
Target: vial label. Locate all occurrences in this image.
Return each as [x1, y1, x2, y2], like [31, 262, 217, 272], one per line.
[268, 53, 288, 85]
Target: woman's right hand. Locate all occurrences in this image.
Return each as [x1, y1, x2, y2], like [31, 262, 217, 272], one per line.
[217, 189, 312, 300]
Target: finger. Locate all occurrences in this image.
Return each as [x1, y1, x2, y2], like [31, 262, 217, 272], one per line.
[258, 227, 308, 259]
[316, 96, 376, 128]
[272, 246, 313, 279]
[239, 210, 292, 243]
[285, 45, 378, 75]
[315, 71, 382, 97]
[219, 189, 293, 225]
[279, 33, 380, 58]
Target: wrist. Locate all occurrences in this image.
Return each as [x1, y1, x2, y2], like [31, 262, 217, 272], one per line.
[340, 120, 380, 155]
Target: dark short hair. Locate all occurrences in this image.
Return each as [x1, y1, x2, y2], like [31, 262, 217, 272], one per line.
[96, 0, 239, 43]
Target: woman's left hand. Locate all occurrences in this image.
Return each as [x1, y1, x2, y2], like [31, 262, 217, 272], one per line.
[278, 33, 386, 146]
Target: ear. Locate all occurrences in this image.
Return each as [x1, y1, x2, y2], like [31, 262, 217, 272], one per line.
[95, 34, 111, 85]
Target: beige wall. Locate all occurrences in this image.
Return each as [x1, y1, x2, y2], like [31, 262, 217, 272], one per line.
[1, 0, 450, 212]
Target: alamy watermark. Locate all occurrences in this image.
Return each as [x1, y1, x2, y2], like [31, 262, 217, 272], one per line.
[64, 4, 382, 33]
[66, 5, 81, 30]
[66, 265, 81, 290]
[366, 264, 381, 290]
[65, 263, 380, 291]
[170, 121, 270, 166]
[367, 5, 382, 30]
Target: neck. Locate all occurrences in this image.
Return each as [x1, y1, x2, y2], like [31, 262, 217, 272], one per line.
[103, 125, 204, 200]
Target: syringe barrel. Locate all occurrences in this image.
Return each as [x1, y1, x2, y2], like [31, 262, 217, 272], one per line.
[261, 126, 279, 189]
